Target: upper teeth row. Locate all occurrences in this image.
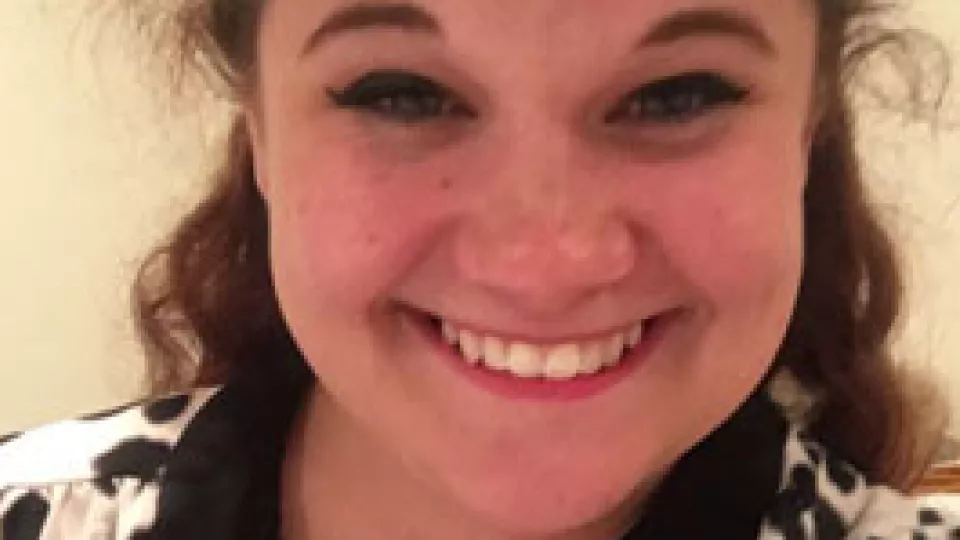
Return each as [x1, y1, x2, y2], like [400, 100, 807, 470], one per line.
[440, 321, 644, 380]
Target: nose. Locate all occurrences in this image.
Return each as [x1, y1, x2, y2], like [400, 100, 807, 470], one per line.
[453, 123, 637, 317]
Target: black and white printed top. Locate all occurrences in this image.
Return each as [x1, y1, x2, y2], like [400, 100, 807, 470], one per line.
[0, 378, 957, 540]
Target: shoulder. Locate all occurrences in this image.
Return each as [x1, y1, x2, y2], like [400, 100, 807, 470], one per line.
[0, 388, 223, 539]
[0, 387, 221, 487]
[760, 427, 960, 539]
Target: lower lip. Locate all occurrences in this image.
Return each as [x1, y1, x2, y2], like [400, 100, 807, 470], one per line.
[407, 311, 670, 402]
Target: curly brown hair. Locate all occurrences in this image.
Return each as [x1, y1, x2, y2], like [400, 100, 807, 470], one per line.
[110, 0, 950, 491]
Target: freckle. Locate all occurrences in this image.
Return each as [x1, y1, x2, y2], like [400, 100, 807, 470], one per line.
[440, 177, 453, 190]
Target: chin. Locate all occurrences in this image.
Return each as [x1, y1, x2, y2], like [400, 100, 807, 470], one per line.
[434, 451, 649, 538]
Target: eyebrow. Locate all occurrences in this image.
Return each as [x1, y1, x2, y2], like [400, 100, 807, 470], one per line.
[300, 4, 776, 59]
[637, 8, 777, 58]
[301, 2, 441, 57]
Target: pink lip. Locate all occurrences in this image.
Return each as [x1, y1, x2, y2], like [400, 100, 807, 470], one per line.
[406, 310, 671, 402]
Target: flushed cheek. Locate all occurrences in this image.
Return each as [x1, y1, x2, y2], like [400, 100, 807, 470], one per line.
[267, 148, 460, 311]
[673, 195, 801, 300]
[637, 153, 805, 318]
[612, 156, 805, 453]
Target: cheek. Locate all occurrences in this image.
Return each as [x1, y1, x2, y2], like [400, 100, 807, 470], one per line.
[618, 132, 808, 428]
[639, 137, 806, 315]
[265, 139, 455, 310]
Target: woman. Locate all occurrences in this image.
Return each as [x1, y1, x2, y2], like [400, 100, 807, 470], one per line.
[0, 0, 956, 538]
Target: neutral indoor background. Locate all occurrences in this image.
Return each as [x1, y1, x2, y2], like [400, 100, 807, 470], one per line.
[1, 1, 958, 434]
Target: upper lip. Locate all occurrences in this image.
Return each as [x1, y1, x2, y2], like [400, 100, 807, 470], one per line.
[409, 307, 660, 345]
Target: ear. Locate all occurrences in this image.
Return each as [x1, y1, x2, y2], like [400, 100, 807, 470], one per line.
[243, 105, 271, 200]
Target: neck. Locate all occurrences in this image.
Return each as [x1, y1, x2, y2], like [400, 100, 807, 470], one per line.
[280, 388, 639, 540]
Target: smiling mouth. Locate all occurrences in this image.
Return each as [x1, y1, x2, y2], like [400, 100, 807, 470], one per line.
[419, 315, 649, 381]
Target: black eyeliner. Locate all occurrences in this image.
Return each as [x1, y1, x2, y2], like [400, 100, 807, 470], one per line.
[324, 69, 475, 120]
[607, 71, 750, 123]
[326, 70, 439, 106]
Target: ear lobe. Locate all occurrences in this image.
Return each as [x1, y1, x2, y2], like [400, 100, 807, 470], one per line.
[243, 107, 270, 199]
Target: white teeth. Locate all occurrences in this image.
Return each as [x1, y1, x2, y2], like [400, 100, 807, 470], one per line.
[626, 323, 644, 348]
[441, 319, 646, 379]
[482, 336, 509, 370]
[543, 344, 582, 380]
[458, 329, 483, 365]
[602, 333, 625, 367]
[579, 341, 605, 375]
[505, 343, 543, 378]
[442, 320, 458, 345]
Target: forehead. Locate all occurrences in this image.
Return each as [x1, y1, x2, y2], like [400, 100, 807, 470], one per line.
[261, 0, 815, 58]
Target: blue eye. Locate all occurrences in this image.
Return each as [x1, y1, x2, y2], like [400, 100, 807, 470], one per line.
[326, 70, 474, 123]
[606, 72, 749, 124]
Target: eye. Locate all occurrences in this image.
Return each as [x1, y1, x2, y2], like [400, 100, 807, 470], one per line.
[606, 71, 749, 125]
[326, 70, 473, 123]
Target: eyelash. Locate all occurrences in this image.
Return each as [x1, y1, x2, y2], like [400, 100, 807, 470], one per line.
[326, 69, 749, 125]
[326, 70, 474, 123]
[607, 71, 749, 124]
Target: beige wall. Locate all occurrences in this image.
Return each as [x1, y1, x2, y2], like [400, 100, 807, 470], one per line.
[1, 1, 958, 434]
[0, 1, 214, 431]
[865, 2, 960, 436]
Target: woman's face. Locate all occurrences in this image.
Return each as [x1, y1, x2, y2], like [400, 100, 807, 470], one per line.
[250, 0, 815, 534]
